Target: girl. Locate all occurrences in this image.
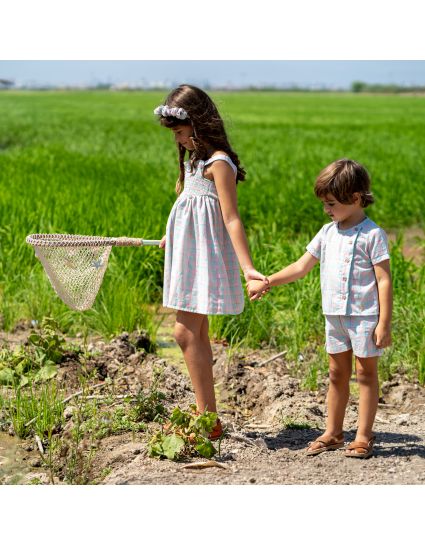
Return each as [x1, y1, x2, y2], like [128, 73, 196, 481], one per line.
[154, 84, 267, 439]
[248, 159, 393, 458]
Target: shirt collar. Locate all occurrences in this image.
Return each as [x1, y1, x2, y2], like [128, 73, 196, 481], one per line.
[336, 216, 369, 235]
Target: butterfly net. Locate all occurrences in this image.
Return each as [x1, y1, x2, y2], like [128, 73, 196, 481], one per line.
[26, 234, 143, 311]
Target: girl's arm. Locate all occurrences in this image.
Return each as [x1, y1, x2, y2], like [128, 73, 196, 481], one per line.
[248, 251, 318, 300]
[373, 259, 392, 348]
[212, 160, 266, 282]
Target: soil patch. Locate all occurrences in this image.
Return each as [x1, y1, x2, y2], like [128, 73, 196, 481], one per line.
[1, 331, 424, 485]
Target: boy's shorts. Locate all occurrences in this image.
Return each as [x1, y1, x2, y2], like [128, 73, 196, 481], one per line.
[324, 315, 383, 358]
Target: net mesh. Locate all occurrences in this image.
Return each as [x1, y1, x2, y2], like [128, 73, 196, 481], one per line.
[26, 234, 159, 311]
[34, 244, 112, 311]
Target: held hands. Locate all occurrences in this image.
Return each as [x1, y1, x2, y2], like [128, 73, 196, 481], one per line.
[243, 267, 270, 301]
[374, 322, 392, 349]
[247, 278, 270, 301]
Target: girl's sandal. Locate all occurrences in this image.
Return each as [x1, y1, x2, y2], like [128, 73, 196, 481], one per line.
[208, 419, 224, 441]
[305, 434, 345, 456]
[344, 436, 376, 459]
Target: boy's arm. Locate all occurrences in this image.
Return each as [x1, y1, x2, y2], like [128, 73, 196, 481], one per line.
[249, 252, 318, 300]
[373, 259, 393, 348]
[268, 251, 318, 287]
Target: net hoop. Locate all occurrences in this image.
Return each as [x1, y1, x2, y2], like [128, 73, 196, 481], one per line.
[26, 234, 152, 248]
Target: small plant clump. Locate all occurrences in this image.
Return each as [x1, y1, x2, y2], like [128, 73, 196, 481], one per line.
[281, 416, 312, 430]
[130, 369, 168, 423]
[148, 405, 221, 461]
[0, 317, 75, 387]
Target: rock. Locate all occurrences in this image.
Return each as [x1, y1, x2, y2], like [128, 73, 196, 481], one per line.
[107, 363, 120, 376]
[23, 472, 51, 485]
[128, 353, 141, 365]
[249, 477, 256, 483]
[253, 438, 269, 450]
[132, 331, 155, 353]
[30, 459, 42, 468]
[64, 406, 75, 419]
[395, 414, 410, 426]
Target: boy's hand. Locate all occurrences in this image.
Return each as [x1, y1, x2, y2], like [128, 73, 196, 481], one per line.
[247, 279, 270, 301]
[374, 322, 392, 348]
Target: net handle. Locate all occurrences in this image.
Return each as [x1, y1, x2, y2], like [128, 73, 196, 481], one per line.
[26, 234, 161, 248]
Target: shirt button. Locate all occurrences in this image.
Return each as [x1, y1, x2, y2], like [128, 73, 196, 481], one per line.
[345, 258, 350, 263]
[348, 241, 353, 245]
[342, 277, 347, 281]
[342, 295, 346, 300]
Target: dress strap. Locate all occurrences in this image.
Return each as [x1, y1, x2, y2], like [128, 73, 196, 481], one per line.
[204, 154, 237, 176]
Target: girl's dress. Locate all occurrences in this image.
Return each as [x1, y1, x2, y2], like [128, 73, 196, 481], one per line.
[163, 154, 244, 315]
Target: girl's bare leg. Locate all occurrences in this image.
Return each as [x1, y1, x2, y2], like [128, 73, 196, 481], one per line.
[354, 356, 379, 443]
[174, 310, 216, 413]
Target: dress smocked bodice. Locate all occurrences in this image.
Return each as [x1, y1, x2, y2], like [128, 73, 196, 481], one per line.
[180, 160, 219, 199]
[180, 155, 237, 200]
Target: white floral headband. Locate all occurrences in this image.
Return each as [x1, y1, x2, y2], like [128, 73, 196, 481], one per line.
[154, 104, 189, 120]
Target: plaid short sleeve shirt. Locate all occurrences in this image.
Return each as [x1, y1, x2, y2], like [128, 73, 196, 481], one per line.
[306, 217, 390, 316]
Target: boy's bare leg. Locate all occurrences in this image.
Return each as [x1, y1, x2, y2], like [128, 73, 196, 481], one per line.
[354, 356, 379, 443]
[307, 350, 352, 451]
[174, 310, 217, 413]
[324, 350, 353, 437]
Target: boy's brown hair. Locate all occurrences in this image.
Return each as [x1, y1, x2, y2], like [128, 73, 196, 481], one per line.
[314, 158, 374, 207]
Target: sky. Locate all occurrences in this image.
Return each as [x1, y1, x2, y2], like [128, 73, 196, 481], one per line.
[1, 61, 425, 89]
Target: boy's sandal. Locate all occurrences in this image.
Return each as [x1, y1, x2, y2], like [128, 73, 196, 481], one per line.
[305, 434, 345, 456]
[344, 436, 376, 459]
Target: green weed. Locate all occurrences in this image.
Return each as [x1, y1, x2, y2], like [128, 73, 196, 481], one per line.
[148, 405, 220, 460]
[281, 416, 312, 430]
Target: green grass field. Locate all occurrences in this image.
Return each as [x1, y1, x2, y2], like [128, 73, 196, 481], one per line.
[0, 91, 424, 384]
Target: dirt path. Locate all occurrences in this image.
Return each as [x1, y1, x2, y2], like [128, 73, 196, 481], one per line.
[99, 345, 425, 485]
[2, 327, 424, 485]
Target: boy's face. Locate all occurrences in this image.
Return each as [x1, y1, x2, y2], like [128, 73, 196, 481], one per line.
[320, 193, 362, 223]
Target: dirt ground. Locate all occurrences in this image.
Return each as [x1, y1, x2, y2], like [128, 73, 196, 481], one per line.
[2, 327, 424, 486]
[98, 343, 425, 485]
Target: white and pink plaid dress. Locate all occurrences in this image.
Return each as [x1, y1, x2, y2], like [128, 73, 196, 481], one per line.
[163, 155, 244, 315]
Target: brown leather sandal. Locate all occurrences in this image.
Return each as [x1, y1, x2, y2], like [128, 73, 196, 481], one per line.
[305, 434, 345, 456]
[344, 435, 376, 459]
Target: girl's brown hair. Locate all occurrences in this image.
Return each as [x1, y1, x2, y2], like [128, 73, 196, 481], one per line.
[314, 158, 375, 208]
[156, 84, 246, 193]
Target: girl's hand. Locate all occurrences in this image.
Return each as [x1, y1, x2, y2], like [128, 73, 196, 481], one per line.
[159, 235, 166, 249]
[243, 267, 268, 283]
[374, 322, 392, 348]
[247, 279, 269, 301]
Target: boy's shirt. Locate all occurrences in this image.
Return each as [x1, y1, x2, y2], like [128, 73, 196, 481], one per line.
[306, 217, 390, 316]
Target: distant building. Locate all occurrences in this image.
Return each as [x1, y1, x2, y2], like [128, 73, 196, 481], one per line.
[0, 79, 14, 89]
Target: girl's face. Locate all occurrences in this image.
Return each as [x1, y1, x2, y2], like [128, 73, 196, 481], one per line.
[171, 124, 194, 150]
[320, 192, 362, 222]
